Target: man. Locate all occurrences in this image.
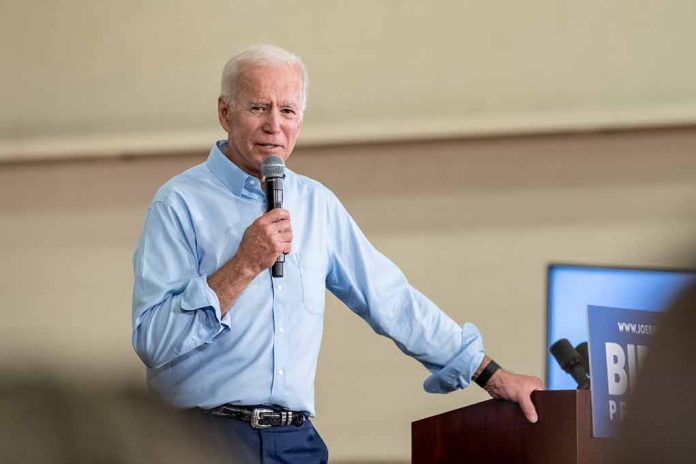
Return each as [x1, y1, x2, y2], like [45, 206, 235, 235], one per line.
[132, 44, 543, 464]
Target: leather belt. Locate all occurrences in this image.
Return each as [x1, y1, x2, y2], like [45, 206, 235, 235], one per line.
[205, 405, 305, 429]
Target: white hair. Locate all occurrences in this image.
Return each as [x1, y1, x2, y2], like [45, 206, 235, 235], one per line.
[220, 44, 309, 110]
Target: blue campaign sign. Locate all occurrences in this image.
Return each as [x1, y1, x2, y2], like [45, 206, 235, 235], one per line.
[587, 305, 661, 438]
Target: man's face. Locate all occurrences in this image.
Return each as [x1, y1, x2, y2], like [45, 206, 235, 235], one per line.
[218, 64, 304, 178]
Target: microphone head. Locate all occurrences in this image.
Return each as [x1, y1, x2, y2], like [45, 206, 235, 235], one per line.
[261, 155, 285, 180]
[550, 338, 582, 371]
[551, 338, 591, 389]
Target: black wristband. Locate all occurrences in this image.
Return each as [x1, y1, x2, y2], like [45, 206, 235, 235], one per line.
[474, 359, 501, 388]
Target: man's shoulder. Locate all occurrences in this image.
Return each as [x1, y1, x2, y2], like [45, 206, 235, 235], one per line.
[288, 170, 335, 199]
[152, 162, 213, 205]
[286, 171, 349, 221]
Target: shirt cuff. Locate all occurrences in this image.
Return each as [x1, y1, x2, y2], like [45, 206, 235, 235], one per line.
[422, 323, 485, 393]
[179, 275, 227, 329]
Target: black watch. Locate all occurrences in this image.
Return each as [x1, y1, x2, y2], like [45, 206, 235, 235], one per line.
[474, 359, 501, 388]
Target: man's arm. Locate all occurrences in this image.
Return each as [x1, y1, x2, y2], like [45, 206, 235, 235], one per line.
[473, 355, 545, 423]
[132, 199, 224, 369]
[319, 189, 543, 422]
[132, 200, 291, 369]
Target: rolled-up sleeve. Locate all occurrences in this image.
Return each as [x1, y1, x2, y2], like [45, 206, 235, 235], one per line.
[422, 323, 485, 392]
[132, 199, 228, 369]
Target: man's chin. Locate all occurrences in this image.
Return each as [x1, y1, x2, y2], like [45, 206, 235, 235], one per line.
[256, 152, 290, 165]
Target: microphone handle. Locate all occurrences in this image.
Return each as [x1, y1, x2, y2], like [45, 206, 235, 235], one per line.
[265, 176, 284, 278]
[569, 365, 591, 389]
[272, 257, 284, 278]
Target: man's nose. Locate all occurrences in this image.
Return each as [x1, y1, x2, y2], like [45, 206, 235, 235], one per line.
[262, 109, 281, 133]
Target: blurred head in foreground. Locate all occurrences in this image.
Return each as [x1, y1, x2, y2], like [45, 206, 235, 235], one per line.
[0, 376, 228, 464]
[615, 276, 696, 463]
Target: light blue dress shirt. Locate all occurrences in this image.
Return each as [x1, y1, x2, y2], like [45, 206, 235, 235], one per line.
[132, 141, 485, 415]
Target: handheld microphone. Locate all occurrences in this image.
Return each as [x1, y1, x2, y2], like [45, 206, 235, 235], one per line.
[550, 338, 590, 389]
[261, 155, 286, 278]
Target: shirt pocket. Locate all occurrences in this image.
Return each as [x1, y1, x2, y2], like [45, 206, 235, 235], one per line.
[297, 252, 327, 316]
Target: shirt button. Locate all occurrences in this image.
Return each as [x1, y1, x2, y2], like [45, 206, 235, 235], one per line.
[278, 369, 284, 376]
[279, 327, 285, 334]
[278, 284, 283, 291]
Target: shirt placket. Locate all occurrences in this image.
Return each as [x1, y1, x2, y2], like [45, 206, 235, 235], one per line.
[268, 274, 288, 405]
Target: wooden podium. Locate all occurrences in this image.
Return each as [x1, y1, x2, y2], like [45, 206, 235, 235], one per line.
[412, 390, 615, 464]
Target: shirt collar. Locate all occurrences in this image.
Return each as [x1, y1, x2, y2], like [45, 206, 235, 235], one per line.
[205, 140, 259, 197]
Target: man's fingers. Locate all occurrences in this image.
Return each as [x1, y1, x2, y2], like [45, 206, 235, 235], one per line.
[486, 371, 543, 424]
[239, 207, 294, 268]
[280, 230, 293, 243]
[260, 208, 290, 224]
[276, 222, 292, 234]
[274, 232, 292, 252]
[518, 375, 543, 423]
[518, 393, 538, 424]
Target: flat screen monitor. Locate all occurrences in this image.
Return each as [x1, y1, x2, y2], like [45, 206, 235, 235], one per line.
[546, 263, 696, 390]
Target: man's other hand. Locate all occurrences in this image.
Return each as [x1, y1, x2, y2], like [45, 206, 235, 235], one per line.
[484, 368, 544, 423]
[238, 208, 293, 274]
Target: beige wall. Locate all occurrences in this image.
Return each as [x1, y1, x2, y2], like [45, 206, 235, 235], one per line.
[1, 128, 695, 462]
[2, 1, 696, 160]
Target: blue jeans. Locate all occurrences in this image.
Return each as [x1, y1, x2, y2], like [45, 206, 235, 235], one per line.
[201, 413, 329, 464]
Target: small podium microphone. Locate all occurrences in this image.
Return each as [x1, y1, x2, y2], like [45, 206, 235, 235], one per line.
[550, 338, 590, 389]
[575, 341, 590, 375]
[262, 155, 286, 278]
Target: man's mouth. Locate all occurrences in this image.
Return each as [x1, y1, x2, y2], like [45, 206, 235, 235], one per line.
[256, 143, 282, 150]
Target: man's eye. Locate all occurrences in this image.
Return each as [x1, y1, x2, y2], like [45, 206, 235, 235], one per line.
[282, 108, 296, 115]
[250, 106, 265, 113]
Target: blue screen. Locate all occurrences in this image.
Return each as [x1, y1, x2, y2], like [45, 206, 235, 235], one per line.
[546, 264, 696, 390]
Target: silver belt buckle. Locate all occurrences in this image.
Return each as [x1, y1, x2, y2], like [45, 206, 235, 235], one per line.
[251, 408, 274, 429]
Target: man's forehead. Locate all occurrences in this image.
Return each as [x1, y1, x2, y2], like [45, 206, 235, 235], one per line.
[236, 64, 303, 103]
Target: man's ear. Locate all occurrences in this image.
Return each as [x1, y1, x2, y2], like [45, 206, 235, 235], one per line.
[218, 97, 231, 133]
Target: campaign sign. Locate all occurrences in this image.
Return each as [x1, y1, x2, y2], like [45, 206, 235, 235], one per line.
[587, 305, 661, 438]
